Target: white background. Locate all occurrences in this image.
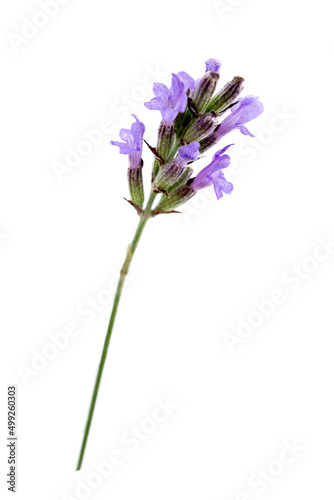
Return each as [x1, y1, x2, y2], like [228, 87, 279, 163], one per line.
[1, 0, 334, 499]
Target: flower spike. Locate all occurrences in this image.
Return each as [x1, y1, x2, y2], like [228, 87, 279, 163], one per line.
[75, 58, 264, 471]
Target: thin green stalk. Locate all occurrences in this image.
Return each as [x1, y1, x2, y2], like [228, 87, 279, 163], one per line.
[76, 191, 156, 470]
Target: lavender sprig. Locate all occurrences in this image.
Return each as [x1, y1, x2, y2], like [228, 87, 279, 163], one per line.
[76, 58, 263, 470]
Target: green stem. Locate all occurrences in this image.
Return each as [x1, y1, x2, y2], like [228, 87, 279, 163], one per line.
[76, 191, 157, 470]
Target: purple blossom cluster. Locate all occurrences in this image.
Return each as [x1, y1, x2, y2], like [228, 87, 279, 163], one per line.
[111, 58, 263, 213]
[79, 58, 263, 472]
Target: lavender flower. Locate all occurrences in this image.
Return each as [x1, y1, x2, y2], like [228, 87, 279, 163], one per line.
[110, 114, 145, 169]
[144, 72, 195, 124]
[110, 114, 145, 206]
[200, 95, 263, 153]
[216, 95, 264, 138]
[191, 145, 233, 199]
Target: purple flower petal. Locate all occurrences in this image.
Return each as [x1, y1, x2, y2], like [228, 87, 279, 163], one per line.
[119, 128, 133, 144]
[144, 97, 164, 111]
[162, 108, 178, 123]
[216, 95, 264, 139]
[237, 125, 255, 137]
[205, 58, 222, 73]
[144, 72, 193, 124]
[233, 96, 264, 124]
[214, 144, 234, 157]
[131, 115, 145, 143]
[208, 171, 233, 199]
[110, 115, 145, 169]
[152, 82, 170, 102]
[177, 71, 196, 93]
[177, 142, 200, 163]
[109, 140, 135, 155]
[191, 146, 233, 199]
[170, 73, 183, 95]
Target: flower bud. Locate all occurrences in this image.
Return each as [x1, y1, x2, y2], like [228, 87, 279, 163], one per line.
[154, 184, 195, 213]
[206, 76, 245, 114]
[157, 122, 175, 160]
[168, 166, 193, 194]
[199, 134, 219, 154]
[183, 112, 218, 143]
[128, 161, 144, 207]
[191, 71, 220, 114]
[154, 142, 199, 195]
